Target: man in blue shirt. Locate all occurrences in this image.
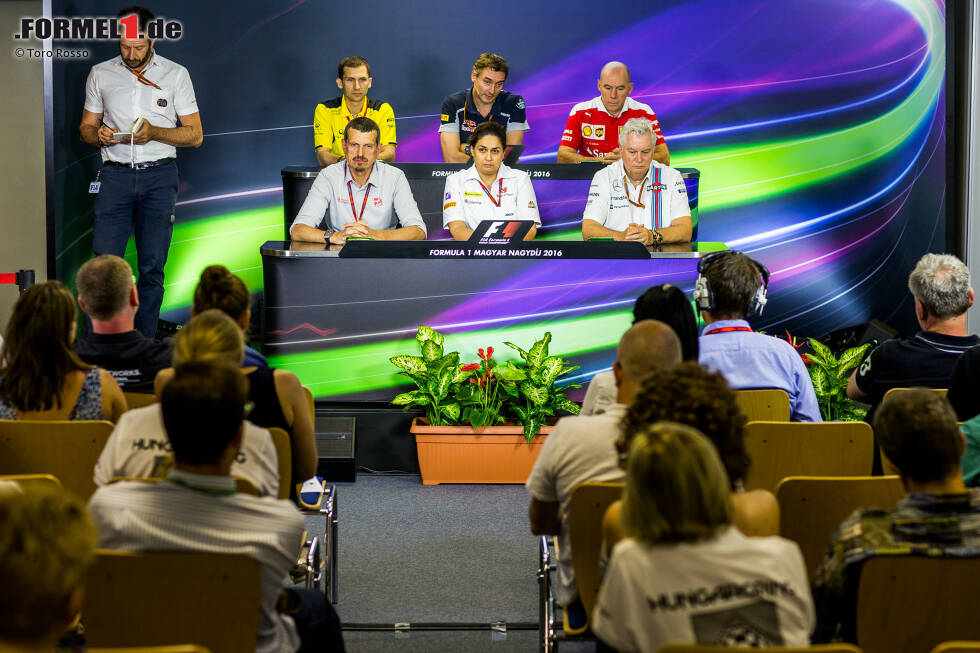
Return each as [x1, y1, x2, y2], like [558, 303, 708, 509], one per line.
[694, 251, 821, 422]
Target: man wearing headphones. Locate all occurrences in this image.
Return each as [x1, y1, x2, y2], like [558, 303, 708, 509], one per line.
[693, 251, 821, 422]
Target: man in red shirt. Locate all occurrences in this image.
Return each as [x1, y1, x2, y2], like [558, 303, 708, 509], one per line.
[557, 62, 669, 165]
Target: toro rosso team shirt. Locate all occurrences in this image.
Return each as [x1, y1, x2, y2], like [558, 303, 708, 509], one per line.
[439, 88, 530, 138]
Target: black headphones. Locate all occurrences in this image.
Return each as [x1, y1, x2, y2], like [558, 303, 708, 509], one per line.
[693, 251, 770, 316]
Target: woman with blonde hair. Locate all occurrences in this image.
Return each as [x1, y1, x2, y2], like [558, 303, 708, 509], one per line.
[592, 422, 813, 652]
[155, 305, 317, 488]
[0, 280, 125, 422]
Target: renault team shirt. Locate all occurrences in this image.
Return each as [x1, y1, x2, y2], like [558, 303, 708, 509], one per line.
[442, 163, 541, 229]
[313, 95, 396, 159]
[438, 88, 530, 138]
[561, 96, 665, 158]
[84, 54, 198, 164]
[582, 160, 690, 232]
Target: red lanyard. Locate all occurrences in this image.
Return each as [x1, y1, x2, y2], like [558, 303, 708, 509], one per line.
[477, 178, 503, 207]
[126, 65, 161, 90]
[345, 165, 371, 222]
[624, 175, 646, 209]
[704, 326, 753, 335]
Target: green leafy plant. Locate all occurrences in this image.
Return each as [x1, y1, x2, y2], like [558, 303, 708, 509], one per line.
[504, 332, 582, 442]
[390, 326, 581, 441]
[801, 337, 870, 421]
[389, 325, 472, 426]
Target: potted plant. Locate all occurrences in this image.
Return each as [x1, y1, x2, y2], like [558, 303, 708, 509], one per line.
[390, 326, 581, 484]
[780, 331, 869, 421]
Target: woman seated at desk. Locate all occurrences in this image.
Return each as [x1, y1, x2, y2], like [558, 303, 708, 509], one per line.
[442, 122, 540, 241]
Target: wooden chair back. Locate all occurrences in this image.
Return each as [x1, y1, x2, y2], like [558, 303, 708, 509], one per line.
[882, 387, 948, 403]
[568, 481, 625, 622]
[657, 645, 863, 653]
[302, 385, 316, 425]
[268, 427, 292, 500]
[734, 389, 791, 422]
[89, 646, 213, 653]
[857, 556, 980, 653]
[83, 550, 260, 653]
[123, 392, 158, 410]
[0, 473, 62, 493]
[930, 644, 980, 653]
[743, 421, 874, 492]
[0, 420, 114, 500]
[776, 476, 905, 579]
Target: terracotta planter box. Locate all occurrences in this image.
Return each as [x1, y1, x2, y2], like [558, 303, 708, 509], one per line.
[410, 417, 552, 485]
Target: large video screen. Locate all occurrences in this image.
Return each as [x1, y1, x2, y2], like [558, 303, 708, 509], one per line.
[50, 0, 948, 399]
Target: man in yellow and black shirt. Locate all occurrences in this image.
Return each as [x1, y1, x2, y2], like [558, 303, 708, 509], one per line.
[314, 55, 396, 167]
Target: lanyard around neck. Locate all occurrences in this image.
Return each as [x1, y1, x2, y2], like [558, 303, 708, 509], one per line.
[703, 325, 753, 336]
[623, 175, 646, 209]
[344, 164, 372, 222]
[477, 177, 503, 207]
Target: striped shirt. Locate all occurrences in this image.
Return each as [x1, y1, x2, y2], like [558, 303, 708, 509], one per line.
[582, 159, 689, 232]
[89, 470, 304, 653]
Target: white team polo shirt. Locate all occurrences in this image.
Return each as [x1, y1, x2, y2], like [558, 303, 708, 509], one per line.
[84, 53, 199, 164]
[291, 160, 427, 236]
[582, 160, 690, 232]
[442, 163, 541, 229]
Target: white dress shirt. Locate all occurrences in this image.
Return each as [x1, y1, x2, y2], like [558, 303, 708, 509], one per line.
[582, 159, 690, 232]
[442, 163, 541, 229]
[290, 160, 427, 236]
[84, 53, 198, 164]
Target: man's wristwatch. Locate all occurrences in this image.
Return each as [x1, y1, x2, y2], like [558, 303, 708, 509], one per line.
[323, 229, 335, 244]
[463, 144, 472, 156]
[651, 229, 664, 245]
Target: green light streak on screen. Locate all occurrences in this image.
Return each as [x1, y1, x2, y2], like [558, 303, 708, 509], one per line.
[671, 0, 943, 209]
[267, 311, 633, 398]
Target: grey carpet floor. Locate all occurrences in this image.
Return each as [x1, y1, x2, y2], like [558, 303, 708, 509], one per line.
[305, 474, 595, 652]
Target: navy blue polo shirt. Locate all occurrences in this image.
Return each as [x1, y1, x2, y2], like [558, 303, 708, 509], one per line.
[438, 88, 530, 138]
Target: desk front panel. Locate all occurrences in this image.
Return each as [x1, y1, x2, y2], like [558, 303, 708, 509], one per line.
[263, 254, 700, 401]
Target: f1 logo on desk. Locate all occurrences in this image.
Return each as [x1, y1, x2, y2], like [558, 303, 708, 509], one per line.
[468, 220, 534, 245]
[486, 221, 522, 239]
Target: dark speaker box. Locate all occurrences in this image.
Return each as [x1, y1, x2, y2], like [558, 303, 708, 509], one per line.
[314, 415, 356, 482]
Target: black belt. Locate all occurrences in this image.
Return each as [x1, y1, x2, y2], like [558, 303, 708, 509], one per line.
[103, 157, 175, 170]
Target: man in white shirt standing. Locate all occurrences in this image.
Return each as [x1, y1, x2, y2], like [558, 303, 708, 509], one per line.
[290, 116, 427, 245]
[581, 117, 691, 245]
[79, 6, 202, 339]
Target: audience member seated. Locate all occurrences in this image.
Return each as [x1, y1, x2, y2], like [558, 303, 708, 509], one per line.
[582, 284, 699, 416]
[848, 254, 978, 423]
[89, 360, 345, 653]
[695, 251, 821, 422]
[0, 483, 97, 653]
[169, 265, 317, 486]
[0, 281, 126, 422]
[604, 361, 780, 554]
[812, 388, 980, 643]
[526, 320, 682, 623]
[74, 254, 173, 394]
[95, 310, 280, 496]
[592, 422, 814, 652]
[943, 344, 980, 422]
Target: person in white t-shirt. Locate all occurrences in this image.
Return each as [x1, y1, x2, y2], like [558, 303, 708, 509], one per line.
[592, 422, 814, 652]
[581, 117, 691, 245]
[442, 121, 540, 241]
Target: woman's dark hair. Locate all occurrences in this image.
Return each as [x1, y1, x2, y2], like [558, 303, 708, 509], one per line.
[469, 121, 506, 149]
[192, 265, 250, 324]
[0, 281, 91, 412]
[632, 284, 699, 361]
[618, 361, 750, 488]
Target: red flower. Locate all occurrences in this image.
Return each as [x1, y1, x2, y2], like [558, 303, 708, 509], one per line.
[486, 346, 494, 357]
[478, 346, 494, 361]
[478, 348, 485, 359]
[802, 354, 814, 365]
[461, 363, 480, 372]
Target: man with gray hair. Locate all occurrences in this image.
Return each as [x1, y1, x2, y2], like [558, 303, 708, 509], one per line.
[581, 117, 691, 244]
[526, 320, 682, 626]
[848, 253, 978, 423]
[75, 254, 172, 393]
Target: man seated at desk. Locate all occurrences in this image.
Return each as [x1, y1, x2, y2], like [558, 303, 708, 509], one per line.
[581, 117, 691, 246]
[290, 116, 426, 245]
[443, 122, 540, 241]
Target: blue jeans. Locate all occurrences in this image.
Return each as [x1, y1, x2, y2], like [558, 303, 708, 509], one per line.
[283, 588, 346, 652]
[92, 161, 178, 338]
